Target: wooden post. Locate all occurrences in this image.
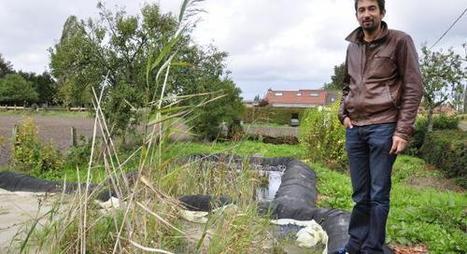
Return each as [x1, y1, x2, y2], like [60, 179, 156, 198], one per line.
[71, 127, 77, 147]
[12, 125, 17, 144]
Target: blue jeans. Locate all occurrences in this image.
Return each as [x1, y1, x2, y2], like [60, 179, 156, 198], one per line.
[344, 123, 397, 254]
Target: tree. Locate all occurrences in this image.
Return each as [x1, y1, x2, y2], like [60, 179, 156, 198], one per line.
[0, 74, 38, 105]
[0, 54, 14, 79]
[253, 95, 261, 102]
[170, 45, 244, 140]
[323, 63, 346, 90]
[420, 46, 467, 132]
[49, 2, 244, 139]
[463, 44, 467, 114]
[18, 71, 58, 105]
[50, 4, 182, 136]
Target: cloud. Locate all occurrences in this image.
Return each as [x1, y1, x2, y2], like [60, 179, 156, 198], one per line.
[0, 0, 466, 99]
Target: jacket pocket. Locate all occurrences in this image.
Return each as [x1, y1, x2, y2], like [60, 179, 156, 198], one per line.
[362, 82, 394, 114]
[369, 55, 396, 79]
[385, 83, 397, 109]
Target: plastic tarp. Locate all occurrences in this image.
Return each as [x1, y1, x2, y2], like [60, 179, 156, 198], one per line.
[189, 154, 392, 254]
[0, 171, 110, 201]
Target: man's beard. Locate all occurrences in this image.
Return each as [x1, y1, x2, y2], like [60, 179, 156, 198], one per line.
[361, 20, 379, 32]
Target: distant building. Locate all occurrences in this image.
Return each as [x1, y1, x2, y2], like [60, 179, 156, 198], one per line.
[262, 89, 338, 108]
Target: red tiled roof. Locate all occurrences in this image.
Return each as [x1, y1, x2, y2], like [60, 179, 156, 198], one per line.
[264, 89, 327, 106]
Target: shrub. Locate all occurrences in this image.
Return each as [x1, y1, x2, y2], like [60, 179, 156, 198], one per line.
[419, 130, 466, 188]
[432, 114, 459, 129]
[12, 117, 63, 175]
[299, 102, 346, 170]
[406, 114, 460, 155]
[65, 136, 93, 168]
[12, 118, 42, 173]
[40, 142, 64, 174]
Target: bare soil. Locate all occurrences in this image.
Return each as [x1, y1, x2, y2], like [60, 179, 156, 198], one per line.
[459, 120, 467, 131]
[0, 189, 57, 252]
[390, 244, 428, 254]
[407, 175, 464, 192]
[0, 114, 193, 167]
[0, 114, 96, 167]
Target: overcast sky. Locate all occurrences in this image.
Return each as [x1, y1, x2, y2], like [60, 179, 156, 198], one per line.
[1, 0, 466, 99]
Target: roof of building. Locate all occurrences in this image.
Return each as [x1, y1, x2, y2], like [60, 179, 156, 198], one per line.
[264, 89, 328, 106]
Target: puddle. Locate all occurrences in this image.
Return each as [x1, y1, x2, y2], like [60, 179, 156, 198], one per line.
[256, 171, 283, 202]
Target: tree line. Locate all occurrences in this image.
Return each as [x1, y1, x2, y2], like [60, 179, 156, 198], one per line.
[1, 3, 244, 140]
[0, 55, 56, 106]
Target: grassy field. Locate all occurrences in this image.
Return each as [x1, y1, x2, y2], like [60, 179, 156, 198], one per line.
[166, 142, 466, 253]
[2, 112, 464, 253]
[20, 140, 465, 253]
[0, 109, 91, 118]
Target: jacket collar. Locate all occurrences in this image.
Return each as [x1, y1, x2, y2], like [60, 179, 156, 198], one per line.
[345, 21, 389, 44]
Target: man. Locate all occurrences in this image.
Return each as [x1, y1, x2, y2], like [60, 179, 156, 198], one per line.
[337, 0, 423, 253]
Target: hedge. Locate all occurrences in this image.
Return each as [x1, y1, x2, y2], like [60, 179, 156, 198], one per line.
[419, 130, 467, 188]
[242, 107, 307, 125]
[406, 114, 460, 156]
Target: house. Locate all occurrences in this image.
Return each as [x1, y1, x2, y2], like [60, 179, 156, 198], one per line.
[262, 89, 338, 108]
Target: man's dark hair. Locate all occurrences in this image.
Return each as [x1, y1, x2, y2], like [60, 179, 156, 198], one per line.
[354, 0, 386, 14]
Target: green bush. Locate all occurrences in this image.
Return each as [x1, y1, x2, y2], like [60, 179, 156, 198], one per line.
[65, 136, 94, 168]
[406, 114, 460, 155]
[432, 114, 459, 129]
[12, 117, 63, 175]
[419, 130, 466, 188]
[12, 118, 43, 173]
[40, 142, 64, 173]
[242, 107, 306, 125]
[299, 102, 346, 169]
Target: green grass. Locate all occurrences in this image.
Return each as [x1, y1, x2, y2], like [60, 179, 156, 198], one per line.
[311, 155, 466, 253]
[164, 140, 306, 160]
[159, 141, 466, 252]
[0, 110, 90, 118]
[10, 139, 466, 253]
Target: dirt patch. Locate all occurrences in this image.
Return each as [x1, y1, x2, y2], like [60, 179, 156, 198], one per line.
[406, 175, 464, 192]
[390, 244, 428, 254]
[0, 114, 193, 167]
[0, 114, 96, 167]
[458, 120, 467, 131]
[0, 189, 57, 252]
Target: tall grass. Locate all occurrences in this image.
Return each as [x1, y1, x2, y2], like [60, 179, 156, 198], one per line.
[16, 1, 274, 253]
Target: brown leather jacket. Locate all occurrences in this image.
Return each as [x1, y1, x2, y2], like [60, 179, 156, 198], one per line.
[338, 22, 423, 141]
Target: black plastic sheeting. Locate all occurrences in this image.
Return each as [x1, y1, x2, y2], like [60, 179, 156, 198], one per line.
[254, 156, 391, 254]
[179, 195, 232, 212]
[0, 171, 79, 193]
[0, 171, 114, 201]
[188, 154, 392, 254]
[1, 155, 393, 253]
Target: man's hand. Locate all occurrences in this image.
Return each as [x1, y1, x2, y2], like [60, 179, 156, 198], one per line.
[390, 136, 408, 155]
[343, 117, 353, 129]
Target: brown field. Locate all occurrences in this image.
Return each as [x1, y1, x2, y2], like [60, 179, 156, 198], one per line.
[0, 114, 301, 167]
[0, 114, 96, 166]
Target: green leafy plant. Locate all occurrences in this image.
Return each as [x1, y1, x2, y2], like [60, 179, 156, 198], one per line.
[419, 130, 466, 187]
[299, 102, 347, 170]
[12, 117, 42, 173]
[406, 114, 460, 155]
[11, 117, 63, 175]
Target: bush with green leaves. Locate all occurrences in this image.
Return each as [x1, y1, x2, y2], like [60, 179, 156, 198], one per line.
[0, 73, 38, 105]
[419, 130, 466, 188]
[12, 117, 63, 175]
[299, 102, 347, 169]
[406, 114, 460, 155]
